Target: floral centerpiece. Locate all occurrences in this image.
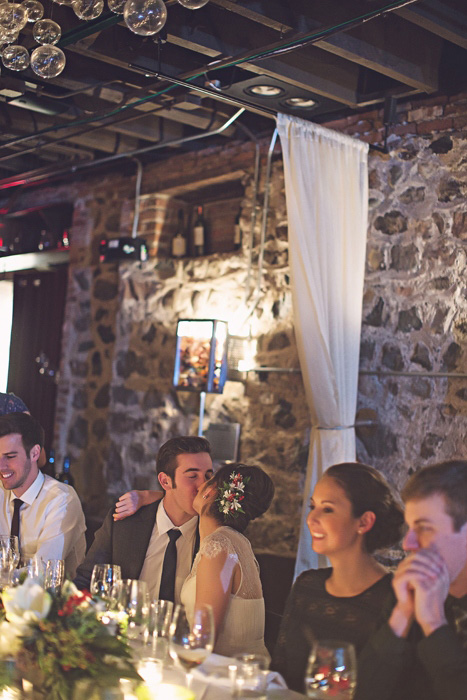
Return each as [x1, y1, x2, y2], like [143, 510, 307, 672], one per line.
[0, 578, 141, 700]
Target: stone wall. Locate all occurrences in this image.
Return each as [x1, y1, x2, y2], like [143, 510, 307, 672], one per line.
[3, 90, 466, 558]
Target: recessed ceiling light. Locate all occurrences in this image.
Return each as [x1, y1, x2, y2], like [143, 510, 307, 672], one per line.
[245, 84, 285, 97]
[283, 97, 317, 109]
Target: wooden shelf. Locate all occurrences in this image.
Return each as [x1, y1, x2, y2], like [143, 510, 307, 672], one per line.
[0, 250, 69, 274]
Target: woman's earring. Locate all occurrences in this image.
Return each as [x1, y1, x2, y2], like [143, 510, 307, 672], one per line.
[203, 493, 209, 500]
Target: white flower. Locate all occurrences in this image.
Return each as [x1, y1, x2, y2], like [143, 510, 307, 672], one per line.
[3, 579, 51, 626]
[0, 619, 23, 658]
[62, 580, 79, 599]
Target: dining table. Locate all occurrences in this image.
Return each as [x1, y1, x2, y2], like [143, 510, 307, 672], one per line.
[136, 651, 307, 700]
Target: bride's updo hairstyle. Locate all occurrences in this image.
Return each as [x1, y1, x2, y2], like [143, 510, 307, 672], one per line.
[325, 462, 405, 552]
[206, 463, 275, 534]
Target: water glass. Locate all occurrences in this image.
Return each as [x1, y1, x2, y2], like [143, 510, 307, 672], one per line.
[90, 564, 122, 605]
[232, 654, 269, 700]
[145, 599, 174, 658]
[137, 656, 163, 699]
[114, 579, 149, 644]
[23, 555, 44, 583]
[305, 640, 357, 699]
[44, 559, 65, 594]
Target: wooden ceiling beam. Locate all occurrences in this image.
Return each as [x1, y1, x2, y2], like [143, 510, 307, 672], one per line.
[206, 0, 442, 92]
[395, 0, 467, 50]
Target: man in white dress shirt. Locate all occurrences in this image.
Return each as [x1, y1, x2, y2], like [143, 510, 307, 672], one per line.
[75, 436, 213, 602]
[0, 412, 86, 578]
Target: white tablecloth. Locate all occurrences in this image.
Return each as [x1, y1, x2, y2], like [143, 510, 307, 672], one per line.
[160, 653, 305, 700]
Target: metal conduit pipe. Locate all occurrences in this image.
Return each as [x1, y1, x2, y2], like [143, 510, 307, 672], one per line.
[131, 158, 143, 239]
[0, 108, 245, 190]
[256, 128, 278, 295]
[244, 368, 467, 379]
[232, 120, 261, 306]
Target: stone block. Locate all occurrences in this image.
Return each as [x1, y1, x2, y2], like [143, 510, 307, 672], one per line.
[411, 343, 432, 371]
[391, 243, 418, 271]
[442, 342, 461, 371]
[397, 307, 422, 332]
[429, 135, 453, 153]
[382, 344, 404, 371]
[374, 211, 408, 235]
[94, 383, 110, 408]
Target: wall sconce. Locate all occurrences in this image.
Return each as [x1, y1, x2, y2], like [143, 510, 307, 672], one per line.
[173, 319, 228, 394]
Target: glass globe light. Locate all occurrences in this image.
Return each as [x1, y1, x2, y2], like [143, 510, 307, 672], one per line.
[123, 0, 167, 36]
[176, 0, 209, 8]
[71, 0, 104, 20]
[22, 0, 44, 21]
[108, 0, 125, 12]
[53, 0, 72, 5]
[0, 3, 28, 32]
[31, 43, 65, 78]
[33, 19, 61, 45]
[2, 43, 29, 70]
[0, 26, 19, 43]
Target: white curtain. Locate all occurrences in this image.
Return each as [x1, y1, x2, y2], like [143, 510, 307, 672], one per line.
[277, 113, 369, 576]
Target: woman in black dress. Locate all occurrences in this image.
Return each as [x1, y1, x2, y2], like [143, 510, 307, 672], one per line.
[272, 462, 405, 693]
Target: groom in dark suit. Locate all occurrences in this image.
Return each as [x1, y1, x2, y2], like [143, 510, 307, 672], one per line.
[74, 436, 213, 603]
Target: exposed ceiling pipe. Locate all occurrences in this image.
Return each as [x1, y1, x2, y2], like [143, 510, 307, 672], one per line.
[131, 158, 143, 239]
[0, 108, 246, 191]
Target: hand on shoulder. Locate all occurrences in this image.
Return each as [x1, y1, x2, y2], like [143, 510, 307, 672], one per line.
[113, 489, 163, 520]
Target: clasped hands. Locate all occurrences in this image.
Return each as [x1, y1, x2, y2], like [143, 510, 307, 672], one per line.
[389, 546, 450, 638]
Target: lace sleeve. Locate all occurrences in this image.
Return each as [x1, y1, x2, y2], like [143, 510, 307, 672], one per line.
[199, 530, 239, 562]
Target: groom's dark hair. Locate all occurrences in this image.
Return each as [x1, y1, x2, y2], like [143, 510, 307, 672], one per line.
[156, 436, 211, 485]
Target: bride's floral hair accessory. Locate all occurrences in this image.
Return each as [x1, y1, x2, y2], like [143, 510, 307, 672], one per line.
[217, 471, 250, 517]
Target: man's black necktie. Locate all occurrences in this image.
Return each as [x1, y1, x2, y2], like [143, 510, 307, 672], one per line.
[10, 498, 23, 541]
[159, 529, 182, 603]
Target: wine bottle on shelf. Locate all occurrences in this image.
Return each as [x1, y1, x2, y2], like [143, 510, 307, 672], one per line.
[193, 205, 205, 256]
[172, 209, 187, 258]
[234, 209, 242, 250]
[58, 456, 74, 487]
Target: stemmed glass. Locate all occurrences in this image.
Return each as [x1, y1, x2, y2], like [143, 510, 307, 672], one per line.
[114, 579, 149, 645]
[0, 536, 20, 588]
[44, 559, 65, 594]
[169, 604, 214, 690]
[145, 599, 174, 658]
[90, 564, 122, 607]
[305, 640, 357, 699]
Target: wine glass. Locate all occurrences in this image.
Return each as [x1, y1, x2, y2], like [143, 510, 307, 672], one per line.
[114, 579, 149, 645]
[90, 563, 122, 606]
[305, 640, 357, 699]
[44, 559, 65, 594]
[169, 604, 214, 689]
[145, 599, 174, 658]
[0, 536, 20, 567]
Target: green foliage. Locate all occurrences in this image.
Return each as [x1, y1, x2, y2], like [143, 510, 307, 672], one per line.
[0, 584, 141, 700]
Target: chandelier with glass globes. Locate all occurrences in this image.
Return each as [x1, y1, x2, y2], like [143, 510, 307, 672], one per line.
[0, 0, 209, 79]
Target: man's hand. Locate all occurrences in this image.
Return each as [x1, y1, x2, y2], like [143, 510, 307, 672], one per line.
[409, 549, 449, 636]
[389, 547, 449, 638]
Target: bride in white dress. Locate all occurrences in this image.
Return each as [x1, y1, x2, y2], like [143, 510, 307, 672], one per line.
[180, 463, 275, 658]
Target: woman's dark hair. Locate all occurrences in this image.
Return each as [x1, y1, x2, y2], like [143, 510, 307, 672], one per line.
[325, 462, 405, 552]
[206, 463, 275, 534]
